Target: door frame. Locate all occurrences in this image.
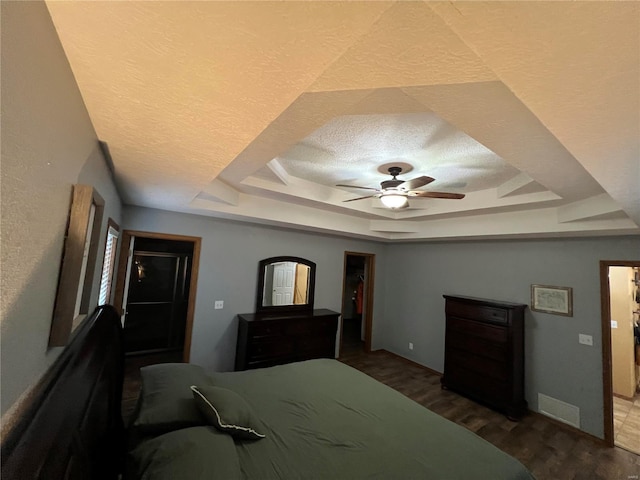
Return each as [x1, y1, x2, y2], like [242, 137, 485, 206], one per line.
[599, 259, 640, 447]
[114, 230, 201, 362]
[339, 251, 375, 355]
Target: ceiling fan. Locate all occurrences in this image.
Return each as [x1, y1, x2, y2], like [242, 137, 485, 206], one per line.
[337, 166, 465, 209]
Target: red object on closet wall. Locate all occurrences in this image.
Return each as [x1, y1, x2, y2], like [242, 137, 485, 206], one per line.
[356, 280, 364, 315]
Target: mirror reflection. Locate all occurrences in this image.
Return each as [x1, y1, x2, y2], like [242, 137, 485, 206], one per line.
[262, 261, 311, 307]
[256, 256, 315, 313]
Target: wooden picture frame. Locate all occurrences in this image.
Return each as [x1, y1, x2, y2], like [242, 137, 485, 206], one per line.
[49, 185, 104, 346]
[530, 284, 573, 317]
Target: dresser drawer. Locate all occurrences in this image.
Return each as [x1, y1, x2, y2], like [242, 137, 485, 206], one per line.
[246, 358, 286, 370]
[312, 316, 338, 334]
[284, 319, 313, 336]
[248, 320, 284, 338]
[297, 336, 333, 354]
[247, 338, 294, 360]
[447, 316, 508, 344]
[281, 316, 338, 336]
[446, 302, 508, 324]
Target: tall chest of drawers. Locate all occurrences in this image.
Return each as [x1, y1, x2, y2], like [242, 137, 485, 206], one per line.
[235, 309, 339, 371]
[441, 295, 528, 420]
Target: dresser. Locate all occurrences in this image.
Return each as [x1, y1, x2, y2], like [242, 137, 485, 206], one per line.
[441, 295, 527, 420]
[235, 309, 339, 371]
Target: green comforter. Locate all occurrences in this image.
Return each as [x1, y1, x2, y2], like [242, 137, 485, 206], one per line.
[130, 359, 535, 480]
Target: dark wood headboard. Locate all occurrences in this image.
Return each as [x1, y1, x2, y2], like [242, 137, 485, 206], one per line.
[1, 305, 125, 479]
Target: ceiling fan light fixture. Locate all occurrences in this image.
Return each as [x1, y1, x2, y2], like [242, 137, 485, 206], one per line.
[338, 166, 463, 208]
[380, 193, 408, 209]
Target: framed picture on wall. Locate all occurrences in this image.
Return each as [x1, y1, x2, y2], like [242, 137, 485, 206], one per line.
[530, 284, 573, 316]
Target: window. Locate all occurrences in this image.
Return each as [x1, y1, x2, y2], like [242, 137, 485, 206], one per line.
[98, 219, 120, 306]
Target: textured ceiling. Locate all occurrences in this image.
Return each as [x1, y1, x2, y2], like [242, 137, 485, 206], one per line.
[45, 1, 640, 241]
[277, 112, 519, 193]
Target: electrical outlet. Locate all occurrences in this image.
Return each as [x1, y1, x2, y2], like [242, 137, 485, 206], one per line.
[215, 300, 224, 310]
[408, 342, 414, 350]
[578, 334, 593, 346]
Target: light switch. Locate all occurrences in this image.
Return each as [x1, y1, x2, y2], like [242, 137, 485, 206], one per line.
[578, 334, 593, 346]
[611, 320, 618, 329]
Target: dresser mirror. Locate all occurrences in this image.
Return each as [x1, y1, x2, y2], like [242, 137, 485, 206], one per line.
[256, 256, 315, 314]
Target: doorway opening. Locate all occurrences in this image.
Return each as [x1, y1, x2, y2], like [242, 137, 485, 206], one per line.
[600, 260, 640, 453]
[114, 230, 201, 362]
[339, 252, 375, 357]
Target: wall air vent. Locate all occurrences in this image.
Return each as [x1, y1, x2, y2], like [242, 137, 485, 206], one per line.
[538, 393, 580, 428]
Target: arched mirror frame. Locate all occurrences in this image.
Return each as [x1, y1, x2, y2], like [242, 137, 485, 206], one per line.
[256, 256, 316, 314]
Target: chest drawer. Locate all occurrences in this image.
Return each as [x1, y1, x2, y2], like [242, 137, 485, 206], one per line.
[447, 316, 508, 344]
[446, 333, 508, 362]
[445, 364, 509, 407]
[446, 349, 509, 382]
[446, 301, 508, 324]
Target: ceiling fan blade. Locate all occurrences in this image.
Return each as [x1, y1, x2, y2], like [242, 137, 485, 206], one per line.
[343, 194, 378, 202]
[399, 175, 435, 190]
[410, 191, 466, 199]
[336, 184, 380, 192]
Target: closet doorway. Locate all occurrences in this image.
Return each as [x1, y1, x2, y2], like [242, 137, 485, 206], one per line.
[600, 260, 640, 453]
[339, 252, 375, 357]
[114, 231, 201, 362]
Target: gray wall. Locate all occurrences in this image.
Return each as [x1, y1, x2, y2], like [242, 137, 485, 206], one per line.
[122, 206, 388, 373]
[382, 236, 640, 438]
[0, 1, 122, 421]
[123, 205, 640, 439]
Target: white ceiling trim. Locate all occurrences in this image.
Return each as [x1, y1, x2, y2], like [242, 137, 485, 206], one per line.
[497, 173, 537, 199]
[382, 208, 638, 242]
[557, 194, 626, 224]
[200, 179, 239, 207]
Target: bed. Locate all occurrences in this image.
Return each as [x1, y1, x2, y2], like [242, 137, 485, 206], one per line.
[127, 359, 535, 480]
[1, 305, 124, 480]
[1, 305, 535, 480]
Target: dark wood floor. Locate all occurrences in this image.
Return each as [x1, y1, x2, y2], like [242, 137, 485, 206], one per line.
[338, 346, 640, 480]
[122, 350, 183, 424]
[122, 346, 640, 480]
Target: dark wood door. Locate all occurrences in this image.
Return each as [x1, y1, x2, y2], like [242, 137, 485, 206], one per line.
[123, 251, 190, 353]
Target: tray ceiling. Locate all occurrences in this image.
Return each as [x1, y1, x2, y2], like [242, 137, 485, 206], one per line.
[45, 1, 640, 241]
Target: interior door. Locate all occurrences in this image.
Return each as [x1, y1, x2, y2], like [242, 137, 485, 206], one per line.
[272, 262, 295, 306]
[123, 252, 189, 353]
